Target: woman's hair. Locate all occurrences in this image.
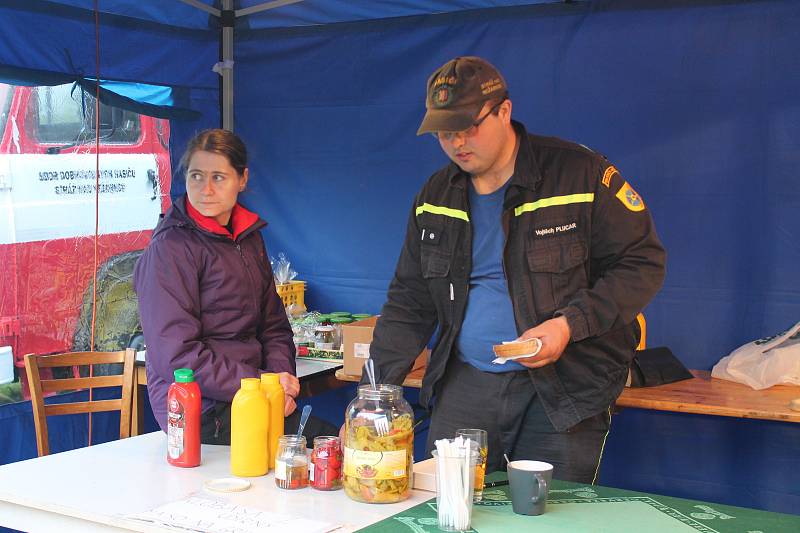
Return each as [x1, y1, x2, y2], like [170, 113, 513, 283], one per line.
[180, 128, 248, 176]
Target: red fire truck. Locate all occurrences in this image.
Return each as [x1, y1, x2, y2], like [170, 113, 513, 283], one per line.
[0, 82, 171, 395]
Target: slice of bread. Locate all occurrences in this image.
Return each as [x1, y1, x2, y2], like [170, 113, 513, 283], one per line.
[492, 338, 541, 358]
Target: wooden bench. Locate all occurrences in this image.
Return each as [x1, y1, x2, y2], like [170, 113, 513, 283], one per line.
[335, 368, 800, 423]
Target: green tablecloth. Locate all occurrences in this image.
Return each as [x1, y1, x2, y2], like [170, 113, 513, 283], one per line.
[357, 473, 800, 533]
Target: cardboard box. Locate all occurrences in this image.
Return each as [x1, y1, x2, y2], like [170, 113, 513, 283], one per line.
[412, 458, 436, 492]
[342, 315, 428, 376]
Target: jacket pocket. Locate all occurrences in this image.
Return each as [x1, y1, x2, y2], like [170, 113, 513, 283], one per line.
[421, 249, 451, 278]
[526, 238, 588, 314]
[420, 247, 453, 323]
[419, 221, 450, 278]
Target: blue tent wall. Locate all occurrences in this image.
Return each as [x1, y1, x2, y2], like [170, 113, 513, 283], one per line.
[233, 0, 800, 513]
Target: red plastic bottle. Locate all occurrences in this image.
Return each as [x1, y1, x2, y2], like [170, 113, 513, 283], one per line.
[167, 368, 201, 467]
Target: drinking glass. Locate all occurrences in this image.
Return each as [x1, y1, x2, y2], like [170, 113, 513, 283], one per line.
[455, 428, 487, 501]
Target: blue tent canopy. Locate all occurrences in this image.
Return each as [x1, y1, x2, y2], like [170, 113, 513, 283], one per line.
[0, 1, 568, 88]
[13, 1, 564, 29]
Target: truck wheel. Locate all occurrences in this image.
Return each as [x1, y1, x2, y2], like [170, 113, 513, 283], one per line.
[70, 250, 144, 377]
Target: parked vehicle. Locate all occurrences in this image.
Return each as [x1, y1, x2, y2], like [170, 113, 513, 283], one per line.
[0, 82, 171, 399]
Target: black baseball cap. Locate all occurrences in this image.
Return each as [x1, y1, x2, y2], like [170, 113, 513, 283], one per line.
[416, 56, 508, 136]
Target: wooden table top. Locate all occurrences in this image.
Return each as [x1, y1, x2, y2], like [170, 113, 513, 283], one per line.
[616, 369, 800, 422]
[335, 368, 800, 423]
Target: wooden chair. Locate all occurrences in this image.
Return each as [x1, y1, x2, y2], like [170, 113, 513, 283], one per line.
[24, 349, 136, 456]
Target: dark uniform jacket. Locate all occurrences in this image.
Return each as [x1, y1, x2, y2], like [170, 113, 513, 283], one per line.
[369, 121, 666, 432]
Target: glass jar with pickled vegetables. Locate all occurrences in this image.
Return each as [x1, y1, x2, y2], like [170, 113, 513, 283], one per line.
[343, 384, 414, 503]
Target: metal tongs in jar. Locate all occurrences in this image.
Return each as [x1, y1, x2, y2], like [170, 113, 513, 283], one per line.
[364, 359, 390, 436]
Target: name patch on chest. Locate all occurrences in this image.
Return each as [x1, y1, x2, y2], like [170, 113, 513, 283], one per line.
[534, 222, 577, 237]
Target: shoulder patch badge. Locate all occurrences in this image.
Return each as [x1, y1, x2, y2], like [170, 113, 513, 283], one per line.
[615, 181, 645, 212]
[601, 166, 618, 188]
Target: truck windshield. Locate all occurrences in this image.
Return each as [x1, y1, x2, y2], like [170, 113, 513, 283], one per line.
[32, 83, 141, 145]
[0, 83, 11, 134]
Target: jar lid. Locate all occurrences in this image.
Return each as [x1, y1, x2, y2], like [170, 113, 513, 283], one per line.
[351, 314, 371, 320]
[204, 478, 251, 493]
[317, 314, 330, 321]
[173, 368, 195, 383]
[329, 311, 351, 317]
[330, 317, 353, 324]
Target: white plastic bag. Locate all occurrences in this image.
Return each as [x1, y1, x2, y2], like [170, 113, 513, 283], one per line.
[270, 252, 298, 285]
[711, 321, 800, 390]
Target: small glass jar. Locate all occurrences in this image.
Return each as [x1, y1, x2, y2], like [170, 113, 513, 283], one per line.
[310, 436, 343, 491]
[343, 384, 414, 503]
[314, 325, 336, 349]
[329, 316, 353, 350]
[275, 435, 308, 490]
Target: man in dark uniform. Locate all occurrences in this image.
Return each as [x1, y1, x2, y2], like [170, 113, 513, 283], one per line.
[366, 56, 666, 483]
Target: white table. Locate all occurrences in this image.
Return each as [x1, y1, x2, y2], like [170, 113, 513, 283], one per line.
[295, 358, 343, 379]
[0, 432, 430, 533]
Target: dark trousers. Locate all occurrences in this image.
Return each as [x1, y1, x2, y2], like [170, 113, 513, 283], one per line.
[200, 402, 338, 445]
[426, 358, 611, 483]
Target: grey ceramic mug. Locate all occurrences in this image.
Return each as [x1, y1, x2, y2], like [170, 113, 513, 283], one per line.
[507, 460, 553, 515]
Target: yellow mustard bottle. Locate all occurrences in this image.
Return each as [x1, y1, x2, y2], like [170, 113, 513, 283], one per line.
[260, 373, 285, 469]
[231, 378, 269, 477]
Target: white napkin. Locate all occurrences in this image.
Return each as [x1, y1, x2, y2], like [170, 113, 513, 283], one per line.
[492, 338, 542, 364]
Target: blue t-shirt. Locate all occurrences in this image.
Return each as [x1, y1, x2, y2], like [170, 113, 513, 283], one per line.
[456, 178, 525, 372]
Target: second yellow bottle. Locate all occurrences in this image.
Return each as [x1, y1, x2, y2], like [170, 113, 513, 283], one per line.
[260, 373, 285, 469]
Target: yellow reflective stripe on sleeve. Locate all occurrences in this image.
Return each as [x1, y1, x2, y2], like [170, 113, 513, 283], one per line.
[514, 193, 594, 217]
[415, 203, 470, 222]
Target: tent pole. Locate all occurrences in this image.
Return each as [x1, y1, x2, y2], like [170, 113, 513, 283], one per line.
[222, 0, 234, 131]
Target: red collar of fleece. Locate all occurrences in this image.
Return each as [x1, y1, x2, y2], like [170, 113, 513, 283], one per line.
[185, 198, 259, 241]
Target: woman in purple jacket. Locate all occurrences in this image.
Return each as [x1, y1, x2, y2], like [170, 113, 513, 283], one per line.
[134, 129, 314, 444]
